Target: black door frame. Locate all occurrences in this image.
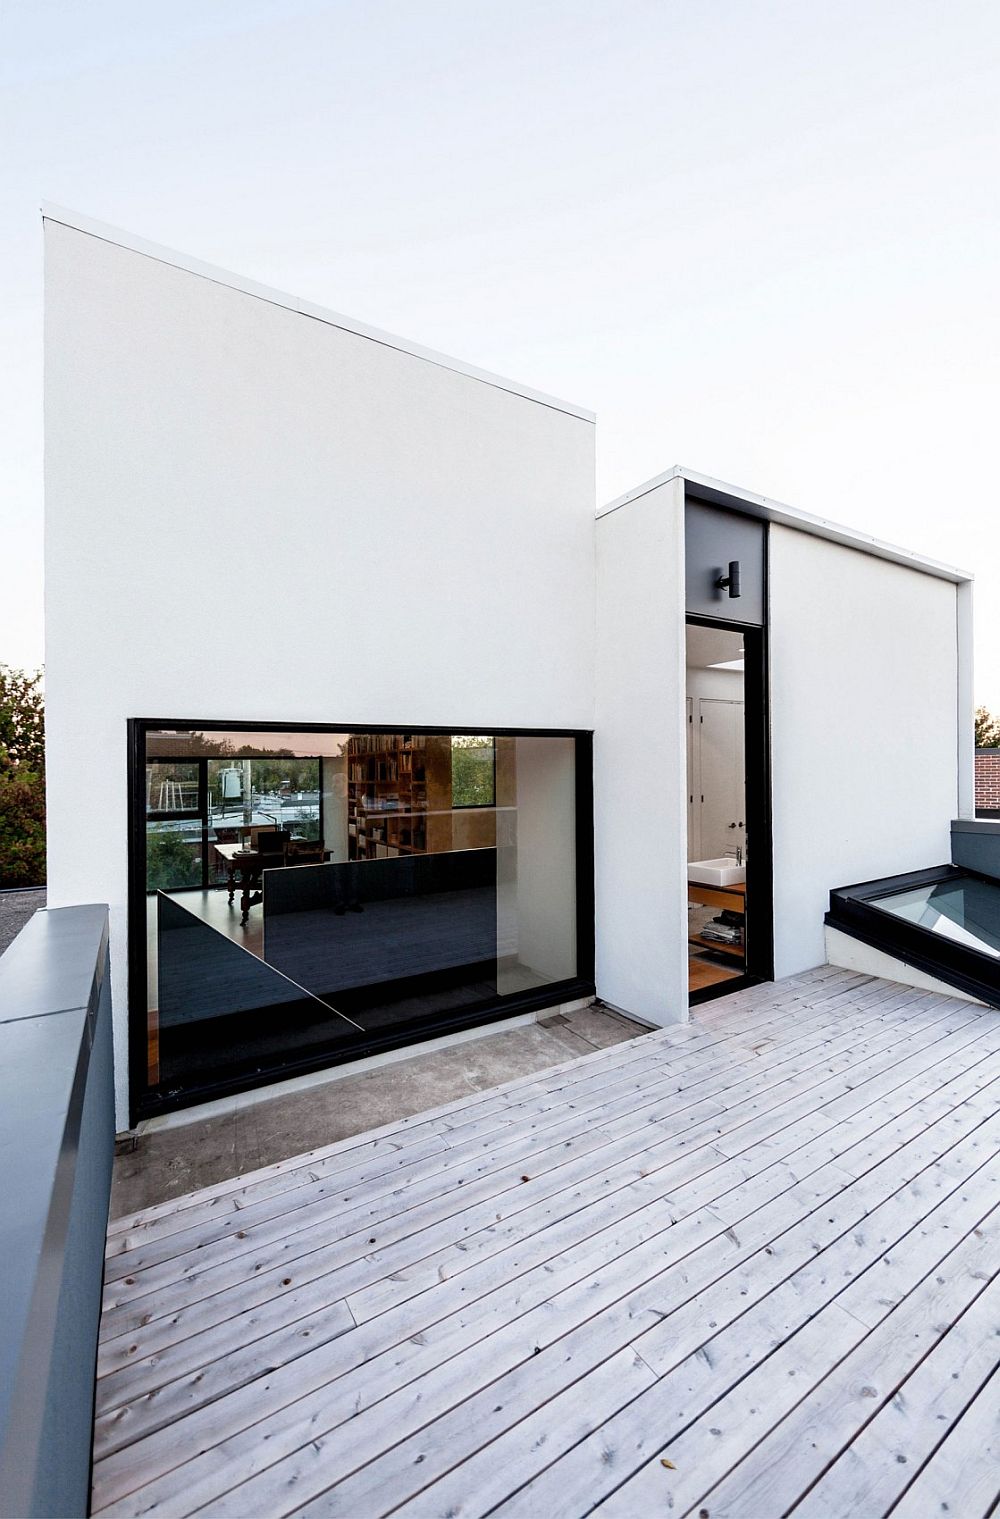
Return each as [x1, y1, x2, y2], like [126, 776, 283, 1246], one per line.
[685, 612, 774, 1006]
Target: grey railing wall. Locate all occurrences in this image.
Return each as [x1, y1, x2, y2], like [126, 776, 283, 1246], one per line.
[952, 818, 1000, 883]
[0, 904, 114, 1518]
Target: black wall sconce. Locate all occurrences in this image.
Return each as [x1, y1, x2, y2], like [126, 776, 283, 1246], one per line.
[715, 559, 742, 598]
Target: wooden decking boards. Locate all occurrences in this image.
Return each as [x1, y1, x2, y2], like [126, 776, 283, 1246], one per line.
[92, 969, 1000, 1518]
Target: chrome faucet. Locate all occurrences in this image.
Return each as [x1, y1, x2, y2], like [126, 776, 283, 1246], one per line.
[725, 845, 744, 867]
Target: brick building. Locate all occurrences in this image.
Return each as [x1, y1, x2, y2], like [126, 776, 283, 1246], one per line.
[975, 748, 1000, 815]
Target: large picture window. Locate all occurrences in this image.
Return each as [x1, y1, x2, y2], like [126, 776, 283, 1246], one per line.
[129, 723, 593, 1122]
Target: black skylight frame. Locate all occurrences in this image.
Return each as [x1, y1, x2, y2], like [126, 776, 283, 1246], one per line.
[826, 864, 1000, 1008]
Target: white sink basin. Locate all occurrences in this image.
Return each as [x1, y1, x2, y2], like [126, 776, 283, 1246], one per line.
[688, 857, 746, 887]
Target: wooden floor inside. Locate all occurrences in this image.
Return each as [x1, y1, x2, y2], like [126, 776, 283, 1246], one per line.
[94, 969, 1000, 1518]
[688, 950, 744, 993]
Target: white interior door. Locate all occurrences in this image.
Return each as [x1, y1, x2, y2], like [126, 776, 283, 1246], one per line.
[698, 698, 745, 860]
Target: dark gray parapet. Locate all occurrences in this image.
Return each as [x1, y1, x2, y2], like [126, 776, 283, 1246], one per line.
[0, 904, 113, 1517]
[951, 817, 1000, 882]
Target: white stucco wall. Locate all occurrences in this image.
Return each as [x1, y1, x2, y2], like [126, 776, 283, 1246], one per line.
[769, 524, 960, 978]
[44, 217, 596, 1124]
[594, 477, 688, 1025]
[43, 211, 971, 1117]
[824, 926, 984, 1005]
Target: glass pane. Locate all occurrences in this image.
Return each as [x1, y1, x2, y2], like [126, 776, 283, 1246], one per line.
[497, 736, 577, 992]
[206, 756, 322, 881]
[156, 894, 359, 1090]
[146, 820, 202, 891]
[146, 761, 199, 815]
[263, 851, 498, 1028]
[872, 877, 1000, 959]
[141, 726, 583, 1111]
[451, 736, 496, 808]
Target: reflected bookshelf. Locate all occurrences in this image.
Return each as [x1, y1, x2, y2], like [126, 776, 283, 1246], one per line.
[346, 734, 454, 860]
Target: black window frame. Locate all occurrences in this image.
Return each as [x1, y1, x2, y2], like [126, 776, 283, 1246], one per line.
[127, 719, 595, 1125]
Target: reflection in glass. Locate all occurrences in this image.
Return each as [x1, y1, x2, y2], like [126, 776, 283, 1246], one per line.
[156, 894, 360, 1089]
[146, 761, 200, 815]
[146, 760, 204, 890]
[452, 736, 496, 808]
[147, 821, 203, 891]
[872, 878, 1000, 959]
[264, 850, 498, 1027]
[141, 727, 583, 1111]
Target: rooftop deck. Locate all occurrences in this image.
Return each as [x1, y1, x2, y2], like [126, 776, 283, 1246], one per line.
[93, 968, 1000, 1518]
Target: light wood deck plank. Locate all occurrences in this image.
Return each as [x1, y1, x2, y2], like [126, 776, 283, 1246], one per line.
[91, 990, 990, 1476]
[786, 1272, 1000, 1518]
[91, 971, 1000, 1518]
[588, 1197, 1000, 1519]
[99, 968, 892, 1243]
[94, 1067, 998, 1507]
[888, 1360, 1000, 1519]
[104, 974, 901, 1258]
[104, 984, 974, 1297]
[98, 982, 959, 1347]
[210, 1116, 1000, 1518]
[94, 991, 989, 1424]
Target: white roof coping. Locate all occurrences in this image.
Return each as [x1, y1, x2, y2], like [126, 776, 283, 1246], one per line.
[40, 203, 596, 426]
[599, 464, 973, 584]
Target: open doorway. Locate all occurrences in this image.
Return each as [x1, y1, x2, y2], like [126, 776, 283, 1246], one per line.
[686, 618, 772, 1001]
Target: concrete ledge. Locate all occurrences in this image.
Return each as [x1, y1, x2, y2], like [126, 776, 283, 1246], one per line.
[825, 925, 985, 1005]
[141, 997, 596, 1135]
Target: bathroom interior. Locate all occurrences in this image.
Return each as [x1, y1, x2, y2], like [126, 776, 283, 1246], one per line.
[686, 622, 748, 996]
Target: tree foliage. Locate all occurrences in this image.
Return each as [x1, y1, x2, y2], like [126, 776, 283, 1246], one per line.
[146, 831, 201, 891]
[229, 756, 320, 798]
[451, 736, 496, 808]
[0, 666, 46, 887]
[975, 706, 1000, 748]
[0, 666, 44, 776]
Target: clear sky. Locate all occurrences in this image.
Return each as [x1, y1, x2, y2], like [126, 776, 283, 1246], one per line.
[3, 0, 1000, 701]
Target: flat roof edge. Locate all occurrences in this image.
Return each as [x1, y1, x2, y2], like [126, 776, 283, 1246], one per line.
[598, 465, 973, 584]
[40, 203, 596, 425]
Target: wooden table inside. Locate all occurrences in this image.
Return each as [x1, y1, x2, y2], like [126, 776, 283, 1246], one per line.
[213, 841, 331, 926]
[213, 843, 268, 926]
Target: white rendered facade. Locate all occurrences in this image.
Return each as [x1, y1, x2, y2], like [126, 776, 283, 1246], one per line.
[43, 209, 973, 1126]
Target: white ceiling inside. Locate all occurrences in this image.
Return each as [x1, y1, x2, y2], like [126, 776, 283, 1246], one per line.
[685, 624, 744, 670]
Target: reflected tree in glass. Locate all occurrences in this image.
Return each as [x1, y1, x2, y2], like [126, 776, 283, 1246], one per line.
[451, 736, 495, 808]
